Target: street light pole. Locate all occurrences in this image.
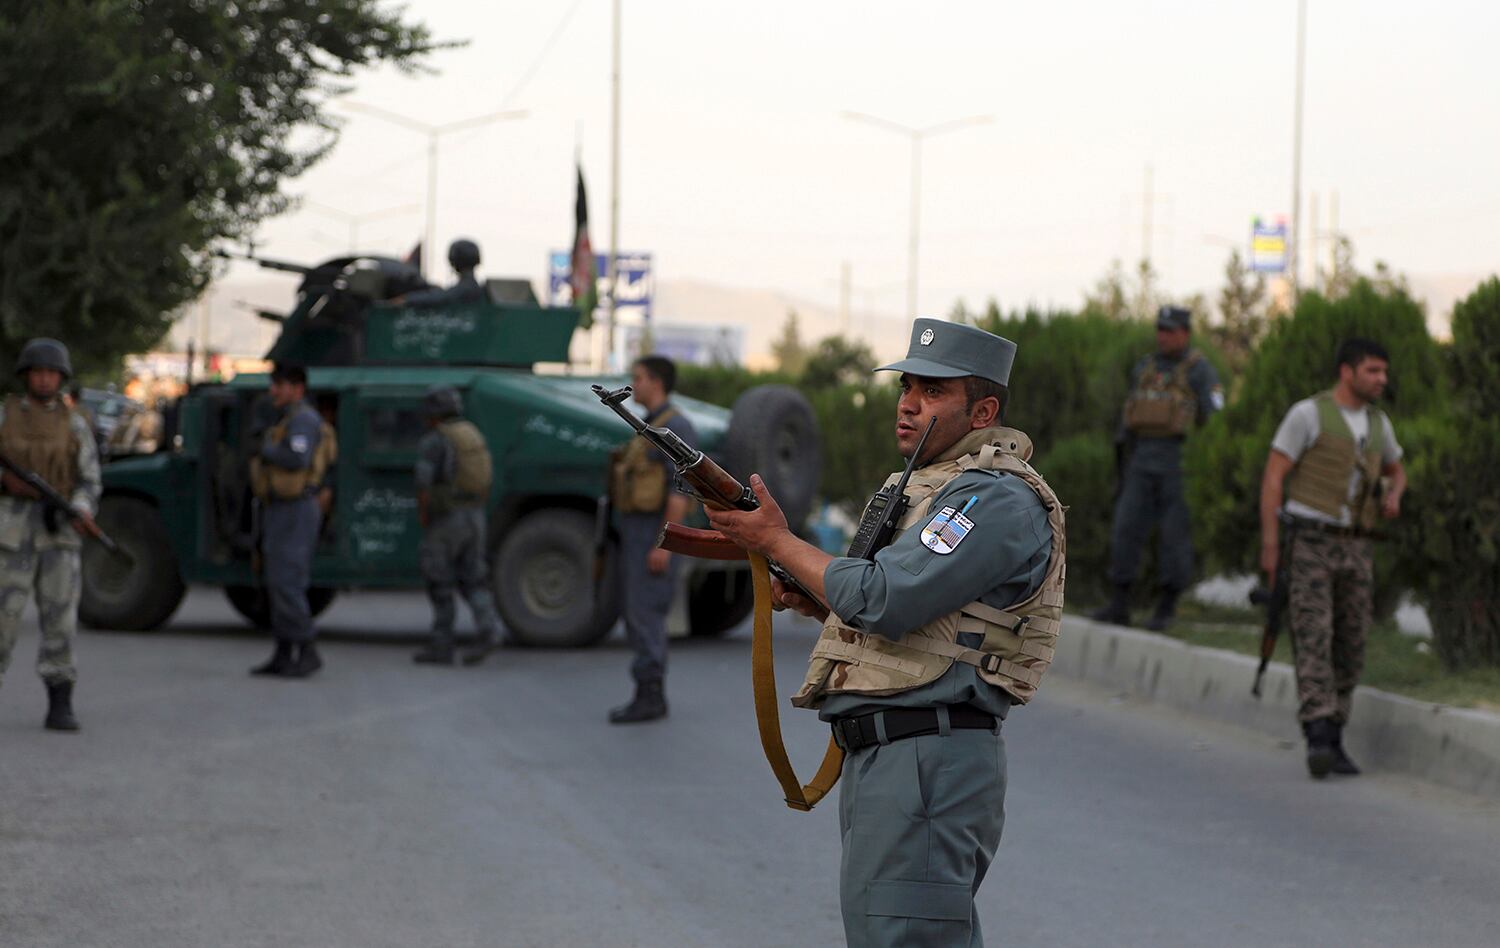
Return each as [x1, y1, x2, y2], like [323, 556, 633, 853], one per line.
[606, 0, 623, 372]
[1289, 0, 1307, 304]
[305, 201, 422, 252]
[842, 111, 992, 319]
[340, 102, 528, 280]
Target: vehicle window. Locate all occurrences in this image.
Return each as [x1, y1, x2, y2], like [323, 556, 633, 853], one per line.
[364, 404, 425, 453]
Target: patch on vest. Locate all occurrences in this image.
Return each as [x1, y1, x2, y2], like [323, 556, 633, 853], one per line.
[920, 506, 974, 554]
[289, 434, 310, 454]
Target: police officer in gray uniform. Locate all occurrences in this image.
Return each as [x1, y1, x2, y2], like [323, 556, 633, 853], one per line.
[399, 239, 484, 308]
[608, 355, 698, 724]
[412, 385, 504, 666]
[0, 339, 102, 731]
[1094, 305, 1222, 630]
[250, 364, 333, 678]
[709, 319, 1065, 947]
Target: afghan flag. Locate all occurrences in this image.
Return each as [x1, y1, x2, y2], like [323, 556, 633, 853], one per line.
[570, 166, 597, 329]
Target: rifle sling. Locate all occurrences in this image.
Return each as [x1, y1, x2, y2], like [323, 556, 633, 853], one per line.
[748, 552, 843, 812]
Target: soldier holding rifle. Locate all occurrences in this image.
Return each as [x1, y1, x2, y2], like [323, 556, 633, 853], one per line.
[0, 339, 102, 732]
[704, 319, 1065, 948]
[1259, 338, 1405, 779]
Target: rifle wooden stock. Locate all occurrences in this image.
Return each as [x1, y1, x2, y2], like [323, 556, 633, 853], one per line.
[677, 454, 754, 513]
[659, 522, 747, 561]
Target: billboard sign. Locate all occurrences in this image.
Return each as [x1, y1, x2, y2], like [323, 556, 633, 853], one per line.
[1250, 217, 1288, 273]
[548, 251, 654, 324]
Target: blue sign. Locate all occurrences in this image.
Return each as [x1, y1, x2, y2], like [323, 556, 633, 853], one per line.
[548, 251, 653, 322]
[1250, 218, 1288, 273]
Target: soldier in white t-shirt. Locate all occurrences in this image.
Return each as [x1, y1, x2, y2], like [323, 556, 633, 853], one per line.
[1258, 338, 1407, 778]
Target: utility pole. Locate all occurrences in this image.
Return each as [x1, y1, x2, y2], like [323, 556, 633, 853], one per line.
[838, 261, 851, 336]
[605, 0, 623, 371]
[1142, 163, 1155, 266]
[1289, 0, 1308, 303]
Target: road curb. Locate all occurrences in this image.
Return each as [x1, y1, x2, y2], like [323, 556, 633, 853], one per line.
[1053, 616, 1500, 798]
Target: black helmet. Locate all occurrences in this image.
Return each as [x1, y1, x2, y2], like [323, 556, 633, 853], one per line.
[424, 385, 463, 418]
[15, 338, 72, 379]
[448, 238, 481, 272]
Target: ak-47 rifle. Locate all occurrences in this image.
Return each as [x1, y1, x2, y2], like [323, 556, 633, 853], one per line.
[0, 451, 128, 560]
[1249, 516, 1297, 698]
[590, 384, 816, 602]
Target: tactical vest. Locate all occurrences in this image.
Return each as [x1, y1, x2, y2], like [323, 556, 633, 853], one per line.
[792, 426, 1067, 708]
[1123, 350, 1203, 438]
[1285, 392, 1387, 531]
[609, 407, 677, 514]
[250, 406, 338, 502]
[429, 419, 492, 515]
[0, 395, 79, 499]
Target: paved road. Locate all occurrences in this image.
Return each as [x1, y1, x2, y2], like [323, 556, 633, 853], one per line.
[2, 590, 1498, 947]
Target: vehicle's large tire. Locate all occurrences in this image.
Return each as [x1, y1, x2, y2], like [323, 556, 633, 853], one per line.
[722, 385, 822, 528]
[493, 508, 620, 648]
[687, 567, 755, 638]
[224, 585, 337, 629]
[80, 496, 186, 631]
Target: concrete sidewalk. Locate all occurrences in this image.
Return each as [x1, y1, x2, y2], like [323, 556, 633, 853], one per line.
[1053, 616, 1500, 798]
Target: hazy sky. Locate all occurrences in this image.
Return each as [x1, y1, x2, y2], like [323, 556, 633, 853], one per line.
[246, 0, 1500, 324]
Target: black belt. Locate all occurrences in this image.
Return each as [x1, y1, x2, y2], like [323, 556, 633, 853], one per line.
[1286, 516, 1367, 539]
[831, 705, 997, 753]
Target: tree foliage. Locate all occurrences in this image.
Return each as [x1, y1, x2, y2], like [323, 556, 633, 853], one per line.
[0, 1, 439, 377]
[769, 309, 807, 376]
[1207, 249, 1268, 376]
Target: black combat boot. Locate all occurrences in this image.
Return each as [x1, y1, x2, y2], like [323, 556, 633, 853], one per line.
[461, 632, 498, 667]
[44, 680, 80, 732]
[1144, 589, 1182, 632]
[1090, 584, 1132, 626]
[413, 643, 456, 665]
[1303, 718, 1337, 779]
[608, 679, 667, 724]
[250, 640, 294, 676]
[282, 642, 324, 679]
[1329, 723, 1361, 776]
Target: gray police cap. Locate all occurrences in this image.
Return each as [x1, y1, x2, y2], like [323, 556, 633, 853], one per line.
[1156, 305, 1192, 331]
[875, 318, 1017, 386]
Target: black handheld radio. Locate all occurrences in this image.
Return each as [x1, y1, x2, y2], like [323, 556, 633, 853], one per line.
[845, 416, 938, 560]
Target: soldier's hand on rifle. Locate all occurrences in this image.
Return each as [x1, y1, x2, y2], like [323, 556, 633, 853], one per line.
[71, 511, 102, 540]
[1381, 491, 1401, 520]
[1, 470, 41, 500]
[1260, 541, 1279, 589]
[704, 475, 788, 555]
[771, 575, 830, 622]
[646, 547, 671, 575]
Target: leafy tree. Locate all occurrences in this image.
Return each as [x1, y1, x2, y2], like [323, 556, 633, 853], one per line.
[1208, 249, 1268, 375]
[1082, 259, 1130, 320]
[770, 309, 807, 376]
[0, 1, 439, 377]
[802, 335, 875, 390]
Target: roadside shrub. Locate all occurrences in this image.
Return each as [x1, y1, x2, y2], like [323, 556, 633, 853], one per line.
[1034, 432, 1116, 601]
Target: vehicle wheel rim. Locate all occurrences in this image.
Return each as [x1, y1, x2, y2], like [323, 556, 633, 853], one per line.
[519, 547, 577, 619]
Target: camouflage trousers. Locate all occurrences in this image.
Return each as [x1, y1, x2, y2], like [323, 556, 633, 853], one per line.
[0, 532, 82, 687]
[1287, 529, 1374, 724]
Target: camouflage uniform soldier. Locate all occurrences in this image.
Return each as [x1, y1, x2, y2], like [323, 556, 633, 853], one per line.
[1094, 305, 1223, 629]
[708, 319, 1065, 947]
[0, 339, 102, 731]
[1260, 338, 1406, 778]
[412, 385, 504, 666]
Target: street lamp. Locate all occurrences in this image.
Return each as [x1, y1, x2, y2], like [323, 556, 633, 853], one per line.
[841, 111, 992, 319]
[304, 200, 422, 253]
[1288, 0, 1308, 303]
[339, 101, 528, 280]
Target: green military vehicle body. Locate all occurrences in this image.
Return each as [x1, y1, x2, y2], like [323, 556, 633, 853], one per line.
[80, 253, 820, 647]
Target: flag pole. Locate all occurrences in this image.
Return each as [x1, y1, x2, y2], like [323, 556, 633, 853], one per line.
[605, 0, 622, 373]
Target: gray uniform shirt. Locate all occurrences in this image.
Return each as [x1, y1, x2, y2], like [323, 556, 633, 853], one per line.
[1123, 349, 1223, 472]
[403, 272, 484, 308]
[260, 401, 322, 478]
[0, 399, 102, 550]
[819, 469, 1053, 721]
[1272, 397, 1403, 526]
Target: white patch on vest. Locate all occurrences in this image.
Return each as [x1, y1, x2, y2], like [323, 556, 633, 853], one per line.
[920, 506, 974, 554]
[289, 434, 310, 454]
[920, 328, 935, 346]
[1210, 386, 1225, 411]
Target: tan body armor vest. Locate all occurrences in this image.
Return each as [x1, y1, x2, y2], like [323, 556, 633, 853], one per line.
[1123, 351, 1203, 438]
[250, 407, 338, 502]
[793, 426, 1067, 708]
[1284, 392, 1387, 531]
[609, 407, 677, 514]
[0, 395, 79, 499]
[429, 419, 493, 515]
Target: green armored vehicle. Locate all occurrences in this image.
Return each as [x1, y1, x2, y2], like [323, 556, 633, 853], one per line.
[80, 254, 820, 647]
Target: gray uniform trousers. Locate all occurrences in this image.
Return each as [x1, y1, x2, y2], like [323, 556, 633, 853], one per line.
[0, 508, 81, 686]
[420, 506, 502, 646]
[617, 512, 679, 685]
[263, 495, 322, 644]
[839, 727, 1007, 948]
[1107, 458, 1194, 591]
